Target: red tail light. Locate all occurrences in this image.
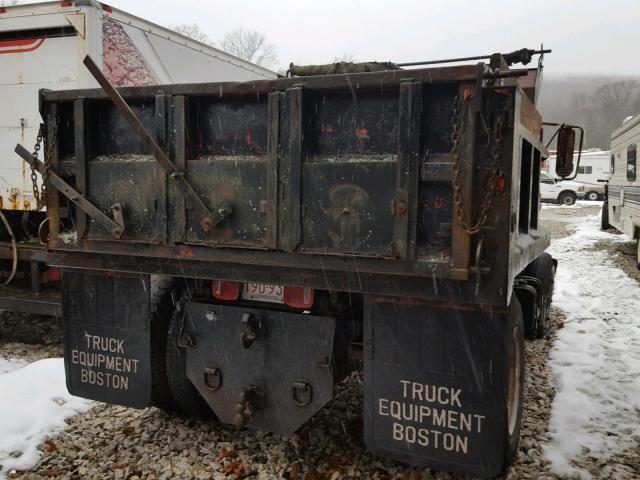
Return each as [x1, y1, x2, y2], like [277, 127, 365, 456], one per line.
[45, 268, 62, 282]
[60, 1, 73, 7]
[283, 286, 314, 309]
[211, 280, 241, 301]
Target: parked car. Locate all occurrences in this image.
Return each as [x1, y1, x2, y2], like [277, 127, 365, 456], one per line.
[545, 149, 610, 200]
[540, 171, 587, 205]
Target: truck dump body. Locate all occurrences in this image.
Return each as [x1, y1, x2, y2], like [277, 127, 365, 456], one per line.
[40, 62, 549, 306]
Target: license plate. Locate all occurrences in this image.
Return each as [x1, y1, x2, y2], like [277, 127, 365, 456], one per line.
[242, 283, 285, 303]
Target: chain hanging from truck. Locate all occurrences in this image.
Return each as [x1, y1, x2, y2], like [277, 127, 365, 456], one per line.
[450, 96, 505, 234]
[29, 116, 57, 210]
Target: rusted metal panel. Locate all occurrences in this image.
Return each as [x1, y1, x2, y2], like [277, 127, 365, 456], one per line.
[179, 96, 275, 248]
[41, 65, 481, 101]
[39, 63, 549, 305]
[519, 92, 542, 140]
[184, 302, 335, 434]
[299, 87, 406, 257]
[301, 159, 398, 256]
[87, 160, 161, 241]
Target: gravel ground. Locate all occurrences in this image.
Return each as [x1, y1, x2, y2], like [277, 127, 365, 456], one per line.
[2, 201, 638, 480]
[0, 312, 62, 362]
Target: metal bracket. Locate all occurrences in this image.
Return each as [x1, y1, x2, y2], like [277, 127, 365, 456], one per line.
[240, 312, 267, 349]
[203, 367, 222, 391]
[292, 381, 313, 407]
[14, 144, 125, 239]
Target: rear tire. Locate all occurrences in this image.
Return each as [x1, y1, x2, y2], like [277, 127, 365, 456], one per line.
[585, 191, 600, 201]
[166, 297, 216, 419]
[601, 200, 610, 230]
[636, 239, 640, 271]
[523, 253, 556, 338]
[503, 295, 525, 467]
[558, 192, 577, 206]
[150, 276, 182, 412]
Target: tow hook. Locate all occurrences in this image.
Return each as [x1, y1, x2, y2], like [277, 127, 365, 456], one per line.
[234, 386, 264, 428]
[203, 367, 222, 391]
[292, 381, 313, 406]
[241, 312, 267, 349]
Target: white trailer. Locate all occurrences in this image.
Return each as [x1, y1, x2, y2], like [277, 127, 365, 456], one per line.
[605, 113, 640, 266]
[543, 149, 610, 200]
[0, 0, 276, 315]
[0, 0, 277, 210]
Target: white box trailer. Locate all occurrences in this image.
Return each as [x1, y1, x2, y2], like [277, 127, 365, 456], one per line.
[0, 0, 276, 210]
[604, 113, 640, 266]
[0, 0, 276, 315]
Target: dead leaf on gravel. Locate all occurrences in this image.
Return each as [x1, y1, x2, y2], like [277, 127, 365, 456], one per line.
[43, 440, 58, 453]
[289, 461, 300, 479]
[42, 466, 61, 477]
[222, 460, 246, 477]
[122, 426, 135, 435]
[217, 449, 239, 461]
[403, 470, 421, 480]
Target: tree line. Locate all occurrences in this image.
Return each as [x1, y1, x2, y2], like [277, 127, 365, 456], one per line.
[538, 76, 640, 150]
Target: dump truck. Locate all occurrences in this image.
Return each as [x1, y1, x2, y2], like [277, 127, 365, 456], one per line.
[14, 48, 579, 477]
[0, 0, 276, 315]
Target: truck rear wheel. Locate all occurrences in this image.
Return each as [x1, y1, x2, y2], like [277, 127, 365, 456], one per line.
[504, 295, 525, 466]
[165, 298, 216, 419]
[523, 253, 556, 338]
[150, 276, 182, 412]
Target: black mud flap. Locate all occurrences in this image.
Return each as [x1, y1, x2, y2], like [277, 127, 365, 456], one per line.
[184, 302, 335, 434]
[63, 271, 152, 408]
[364, 297, 510, 478]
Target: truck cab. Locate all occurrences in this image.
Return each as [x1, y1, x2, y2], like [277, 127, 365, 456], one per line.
[539, 171, 587, 205]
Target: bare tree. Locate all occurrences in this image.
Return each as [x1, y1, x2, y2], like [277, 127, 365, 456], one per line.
[593, 80, 640, 126]
[168, 23, 213, 46]
[540, 76, 640, 149]
[333, 54, 356, 63]
[218, 28, 278, 68]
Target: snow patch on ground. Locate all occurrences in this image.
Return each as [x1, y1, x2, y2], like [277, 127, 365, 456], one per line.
[0, 358, 27, 375]
[0, 358, 93, 479]
[545, 213, 640, 479]
[541, 200, 603, 210]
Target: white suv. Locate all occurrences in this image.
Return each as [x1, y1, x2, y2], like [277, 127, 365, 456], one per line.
[539, 172, 587, 206]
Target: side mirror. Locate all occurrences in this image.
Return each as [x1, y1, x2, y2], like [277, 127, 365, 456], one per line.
[555, 126, 575, 177]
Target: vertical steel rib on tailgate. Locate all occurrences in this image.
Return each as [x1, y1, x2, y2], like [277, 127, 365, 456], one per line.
[81, 55, 231, 233]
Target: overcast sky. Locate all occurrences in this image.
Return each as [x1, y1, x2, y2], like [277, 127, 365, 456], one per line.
[107, 0, 639, 76]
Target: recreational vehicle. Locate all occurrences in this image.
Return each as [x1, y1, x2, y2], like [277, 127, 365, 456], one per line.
[605, 113, 640, 267]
